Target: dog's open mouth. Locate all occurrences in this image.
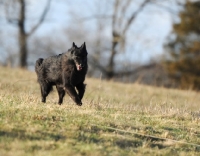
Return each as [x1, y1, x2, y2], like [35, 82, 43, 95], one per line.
[76, 64, 83, 71]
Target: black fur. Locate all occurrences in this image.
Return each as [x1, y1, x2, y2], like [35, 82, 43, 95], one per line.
[35, 42, 88, 106]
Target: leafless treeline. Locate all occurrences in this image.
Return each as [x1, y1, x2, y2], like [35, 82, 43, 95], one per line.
[0, 0, 184, 85]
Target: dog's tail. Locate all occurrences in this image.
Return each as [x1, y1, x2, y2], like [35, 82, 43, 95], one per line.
[35, 58, 44, 73]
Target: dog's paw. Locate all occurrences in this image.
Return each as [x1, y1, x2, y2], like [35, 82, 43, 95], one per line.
[77, 102, 82, 106]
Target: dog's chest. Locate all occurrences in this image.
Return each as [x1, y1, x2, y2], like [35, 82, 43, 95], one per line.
[70, 70, 86, 86]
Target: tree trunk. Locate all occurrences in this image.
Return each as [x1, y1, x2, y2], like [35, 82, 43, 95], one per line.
[19, 30, 27, 68]
[4, 0, 51, 68]
[18, 0, 27, 68]
[106, 0, 119, 79]
[105, 0, 151, 79]
[107, 31, 118, 79]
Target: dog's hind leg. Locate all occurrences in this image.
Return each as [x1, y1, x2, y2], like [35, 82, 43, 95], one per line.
[56, 85, 65, 105]
[40, 82, 53, 103]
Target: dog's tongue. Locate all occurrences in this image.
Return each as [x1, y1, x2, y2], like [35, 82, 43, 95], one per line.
[77, 65, 82, 71]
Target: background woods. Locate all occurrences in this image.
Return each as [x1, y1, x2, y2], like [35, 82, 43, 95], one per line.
[165, 1, 200, 90]
[95, 0, 152, 79]
[0, 0, 199, 90]
[1, 0, 51, 68]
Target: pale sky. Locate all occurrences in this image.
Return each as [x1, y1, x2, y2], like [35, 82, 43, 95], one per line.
[0, 0, 182, 65]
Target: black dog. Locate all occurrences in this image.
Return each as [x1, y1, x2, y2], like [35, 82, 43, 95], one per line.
[35, 42, 88, 106]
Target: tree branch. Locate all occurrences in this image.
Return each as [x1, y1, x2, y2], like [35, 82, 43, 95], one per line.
[7, 18, 19, 25]
[4, 0, 19, 26]
[122, 0, 151, 35]
[112, 0, 120, 32]
[114, 63, 159, 77]
[150, 0, 185, 15]
[117, 0, 131, 30]
[27, 0, 51, 36]
[78, 15, 112, 21]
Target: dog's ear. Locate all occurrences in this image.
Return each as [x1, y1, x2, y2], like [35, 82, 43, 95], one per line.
[72, 42, 77, 48]
[81, 42, 86, 50]
[68, 42, 77, 54]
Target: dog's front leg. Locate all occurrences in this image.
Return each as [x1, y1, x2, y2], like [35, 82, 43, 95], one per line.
[64, 84, 82, 106]
[62, 71, 82, 106]
[76, 82, 86, 100]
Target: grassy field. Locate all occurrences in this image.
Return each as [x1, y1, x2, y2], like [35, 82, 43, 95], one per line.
[0, 66, 200, 156]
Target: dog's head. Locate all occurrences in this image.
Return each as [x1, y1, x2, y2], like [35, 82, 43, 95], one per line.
[68, 42, 88, 71]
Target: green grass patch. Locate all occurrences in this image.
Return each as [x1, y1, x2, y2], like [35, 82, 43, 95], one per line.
[0, 66, 200, 155]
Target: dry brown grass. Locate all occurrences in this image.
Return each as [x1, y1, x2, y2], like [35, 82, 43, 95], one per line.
[0, 66, 200, 156]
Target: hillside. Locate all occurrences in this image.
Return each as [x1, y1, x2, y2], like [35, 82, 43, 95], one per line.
[0, 66, 200, 156]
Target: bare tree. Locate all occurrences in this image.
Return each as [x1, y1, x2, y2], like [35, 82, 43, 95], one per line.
[106, 0, 151, 79]
[2, 0, 51, 68]
[82, 0, 152, 79]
